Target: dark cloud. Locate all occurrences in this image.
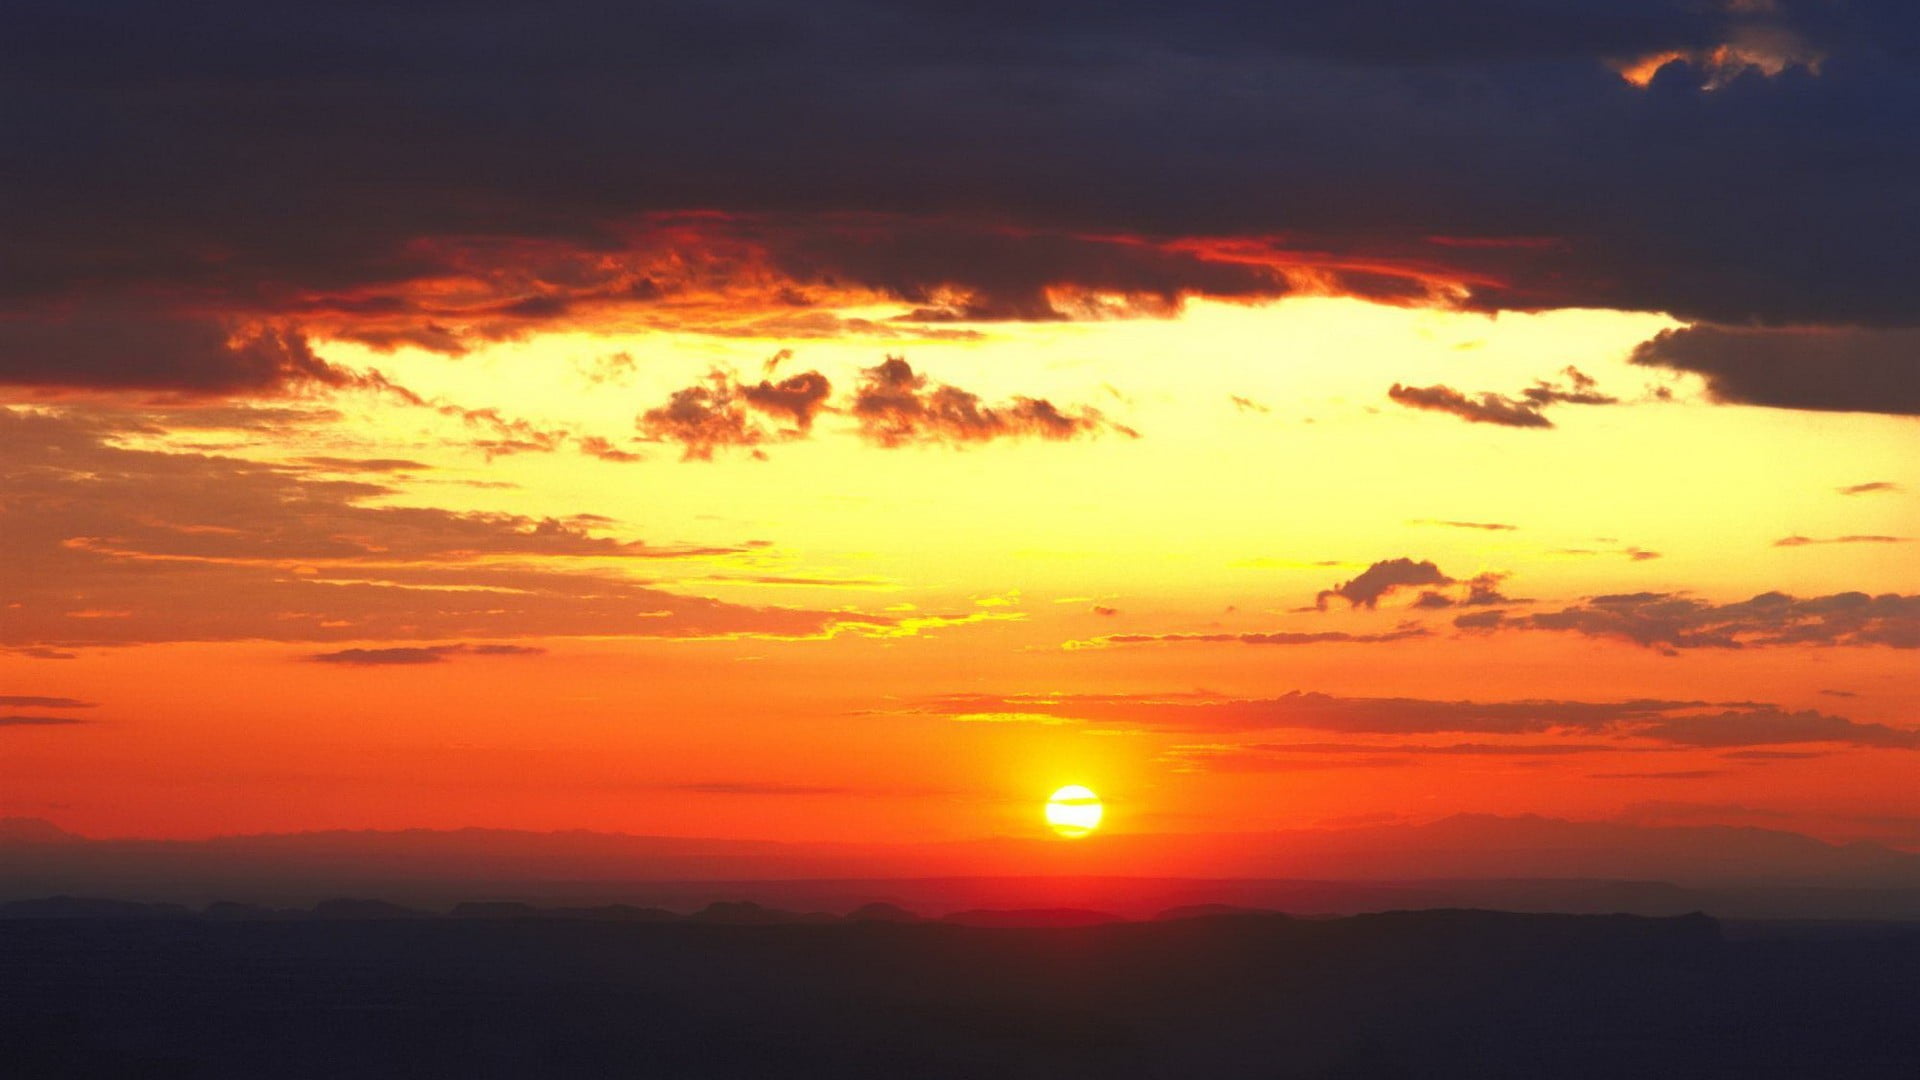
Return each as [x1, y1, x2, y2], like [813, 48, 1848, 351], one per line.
[1159, 748, 1413, 773]
[639, 366, 834, 460]
[307, 643, 548, 666]
[1460, 572, 1522, 606]
[1636, 709, 1920, 749]
[771, 220, 1293, 323]
[1774, 534, 1909, 547]
[1632, 326, 1920, 416]
[1453, 609, 1509, 630]
[739, 372, 833, 431]
[0, 308, 345, 394]
[1388, 368, 1616, 429]
[0, 696, 94, 709]
[0, 715, 87, 727]
[4, 0, 1912, 398]
[1190, 740, 1628, 760]
[1388, 383, 1553, 428]
[909, 690, 1920, 748]
[1229, 395, 1271, 414]
[640, 373, 779, 462]
[1520, 366, 1617, 407]
[850, 357, 1132, 447]
[1456, 590, 1920, 652]
[1838, 482, 1902, 496]
[1317, 558, 1452, 609]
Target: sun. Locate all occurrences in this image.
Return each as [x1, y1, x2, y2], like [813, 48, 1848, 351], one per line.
[1045, 785, 1103, 838]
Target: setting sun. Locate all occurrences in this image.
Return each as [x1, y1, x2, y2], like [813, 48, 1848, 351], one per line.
[1045, 786, 1104, 838]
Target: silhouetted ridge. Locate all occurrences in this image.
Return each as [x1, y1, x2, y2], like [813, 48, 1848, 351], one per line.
[309, 897, 426, 920]
[843, 901, 921, 923]
[1154, 903, 1284, 921]
[450, 901, 541, 919]
[542, 903, 678, 922]
[688, 900, 837, 925]
[0, 896, 191, 920]
[942, 908, 1124, 928]
[200, 900, 298, 921]
[10, 907, 1911, 1078]
[0, 818, 81, 844]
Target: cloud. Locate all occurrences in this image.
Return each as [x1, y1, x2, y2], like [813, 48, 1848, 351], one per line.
[850, 356, 1133, 447]
[905, 690, 1920, 749]
[1453, 609, 1508, 630]
[1455, 590, 1920, 652]
[0, 407, 898, 648]
[0, 0, 1911, 414]
[1631, 326, 1920, 416]
[1388, 383, 1553, 428]
[1414, 571, 1520, 609]
[1636, 709, 1920, 749]
[0, 307, 348, 394]
[1838, 482, 1902, 496]
[575, 436, 645, 464]
[1552, 544, 1663, 561]
[739, 372, 833, 431]
[637, 365, 835, 460]
[1587, 769, 1723, 780]
[0, 715, 88, 727]
[1067, 627, 1429, 649]
[1316, 558, 1452, 609]
[771, 219, 1296, 323]
[1161, 737, 1680, 774]
[1522, 366, 1619, 407]
[1388, 368, 1616, 429]
[1229, 395, 1271, 414]
[1774, 535, 1909, 547]
[293, 457, 432, 473]
[343, 370, 642, 466]
[307, 643, 548, 666]
[0, 696, 95, 709]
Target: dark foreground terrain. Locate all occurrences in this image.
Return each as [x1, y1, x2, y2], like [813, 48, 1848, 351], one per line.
[5, 908, 1920, 1079]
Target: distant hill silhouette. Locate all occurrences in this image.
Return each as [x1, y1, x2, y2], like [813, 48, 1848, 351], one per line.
[1154, 903, 1281, 921]
[0, 895, 192, 919]
[844, 901, 920, 923]
[0, 818, 80, 844]
[688, 900, 836, 925]
[6, 907, 1919, 1077]
[8, 814, 1920, 919]
[310, 897, 427, 920]
[942, 907, 1124, 928]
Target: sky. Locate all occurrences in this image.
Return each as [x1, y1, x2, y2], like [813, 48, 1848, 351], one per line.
[1, 0, 1916, 856]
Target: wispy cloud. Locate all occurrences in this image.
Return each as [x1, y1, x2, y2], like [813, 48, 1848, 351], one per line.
[306, 643, 549, 666]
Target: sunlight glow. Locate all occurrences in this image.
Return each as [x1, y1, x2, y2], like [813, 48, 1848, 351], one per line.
[1046, 785, 1104, 838]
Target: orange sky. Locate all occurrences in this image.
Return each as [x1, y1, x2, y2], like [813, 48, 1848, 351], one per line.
[3, 295, 1917, 851]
